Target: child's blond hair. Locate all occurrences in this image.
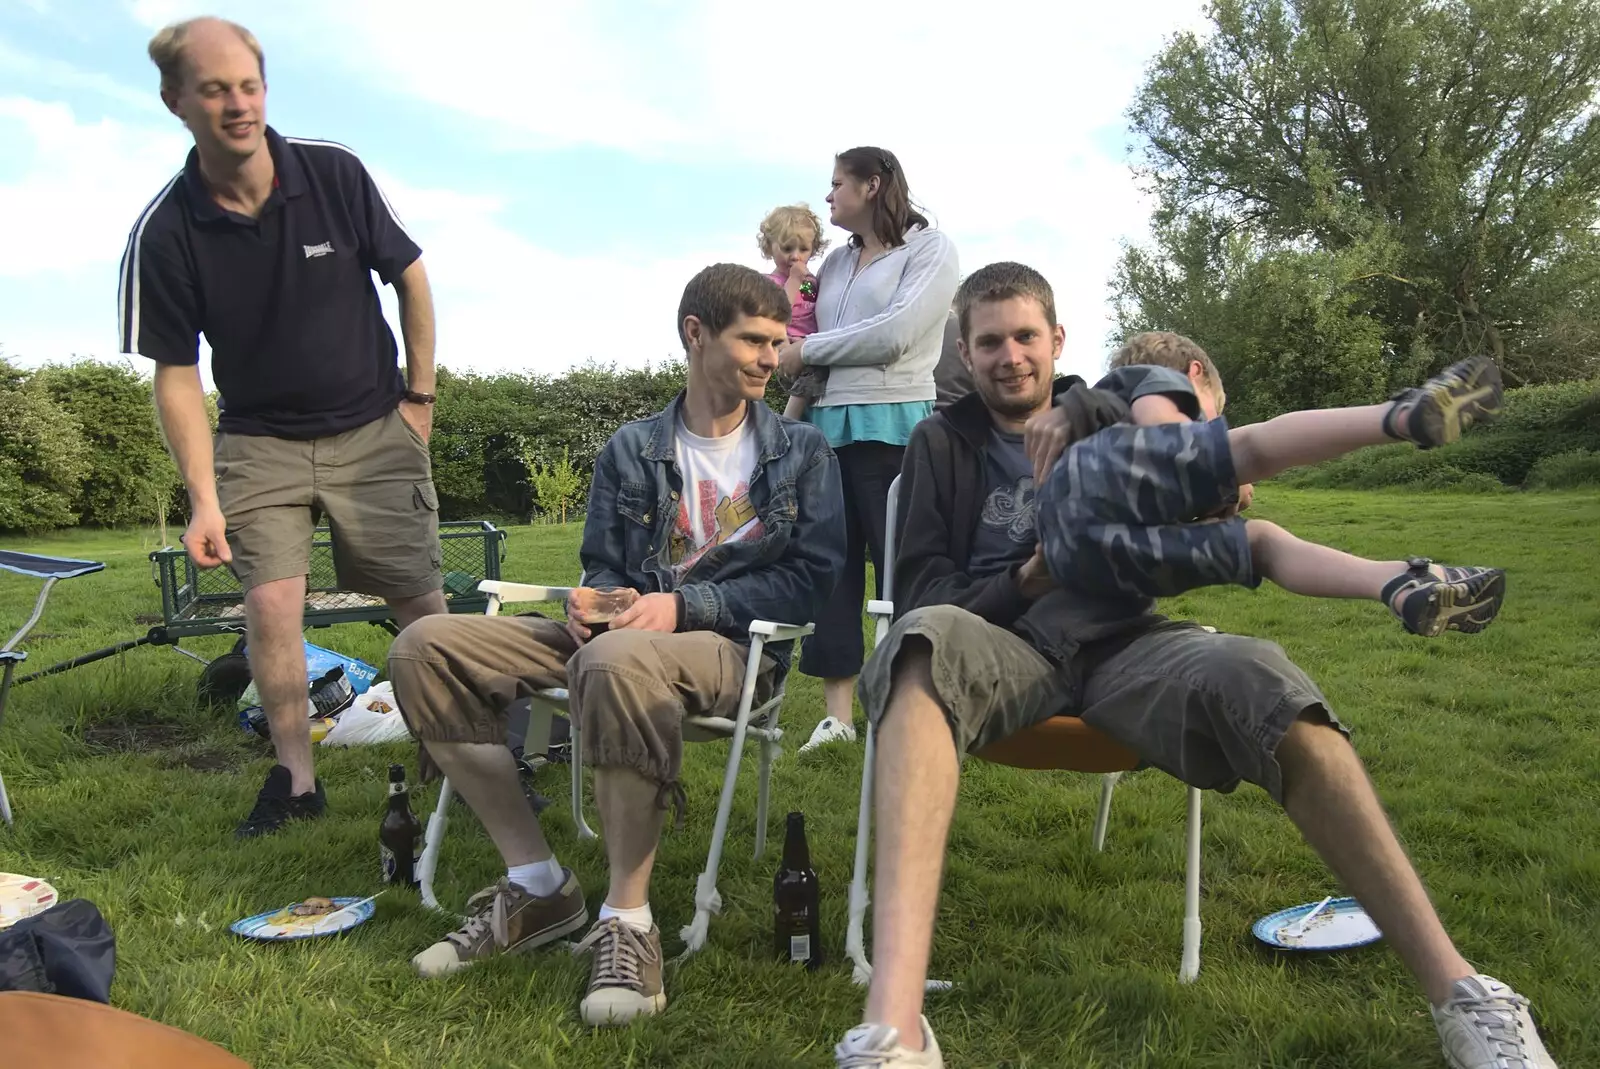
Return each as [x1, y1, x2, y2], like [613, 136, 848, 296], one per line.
[1111, 331, 1223, 391]
[757, 203, 829, 261]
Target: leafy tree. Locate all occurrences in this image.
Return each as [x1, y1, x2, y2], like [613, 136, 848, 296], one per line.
[32, 359, 179, 527]
[0, 358, 93, 532]
[1119, 0, 1600, 404]
[524, 445, 586, 523]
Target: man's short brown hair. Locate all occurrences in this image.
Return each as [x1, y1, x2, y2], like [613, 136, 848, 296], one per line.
[1110, 331, 1222, 390]
[954, 262, 1057, 342]
[677, 264, 792, 348]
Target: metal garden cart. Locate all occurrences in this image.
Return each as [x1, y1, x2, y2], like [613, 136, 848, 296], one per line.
[12, 519, 507, 706]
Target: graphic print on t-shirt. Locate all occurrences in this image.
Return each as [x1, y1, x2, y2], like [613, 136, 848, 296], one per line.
[670, 416, 765, 582]
[968, 429, 1038, 577]
[980, 475, 1035, 541]
[670, 479, 765, 579]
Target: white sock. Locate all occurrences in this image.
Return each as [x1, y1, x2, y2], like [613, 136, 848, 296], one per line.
[598, 901, 654, 932]
[507, 857, 564, 898]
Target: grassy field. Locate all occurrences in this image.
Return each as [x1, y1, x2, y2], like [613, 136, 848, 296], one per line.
[0, 487, 1596, 1068]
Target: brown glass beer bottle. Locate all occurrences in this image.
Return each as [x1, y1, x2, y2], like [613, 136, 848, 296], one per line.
[774, 811, 822, 969]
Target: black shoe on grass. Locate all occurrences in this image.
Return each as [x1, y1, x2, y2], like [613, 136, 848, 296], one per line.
[1383, 357, 1504, 449]
[1382, 558, 1506, 637]
[235, 764, 327, 839]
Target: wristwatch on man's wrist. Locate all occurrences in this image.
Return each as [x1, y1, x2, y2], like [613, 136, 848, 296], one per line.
[403, 390, 436, 405]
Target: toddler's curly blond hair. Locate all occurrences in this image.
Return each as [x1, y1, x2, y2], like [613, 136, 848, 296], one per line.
[757, 203, 829, 261]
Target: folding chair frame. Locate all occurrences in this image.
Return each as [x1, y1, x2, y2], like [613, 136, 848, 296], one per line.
[1, 554, 107, 827]
[415, 580, 812, 960]
[842, 475, 1204, 987]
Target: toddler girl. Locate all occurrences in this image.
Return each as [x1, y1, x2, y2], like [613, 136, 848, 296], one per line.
[758, 203, 829, 419]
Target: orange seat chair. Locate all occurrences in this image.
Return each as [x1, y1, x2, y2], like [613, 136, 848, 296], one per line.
[843, 476, 1205, 986]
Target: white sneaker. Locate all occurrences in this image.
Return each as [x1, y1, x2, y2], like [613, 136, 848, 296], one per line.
[800, 716, 857, 752]
[1433, 975, 1559, 1068]
[835, 1017, 942, 1067]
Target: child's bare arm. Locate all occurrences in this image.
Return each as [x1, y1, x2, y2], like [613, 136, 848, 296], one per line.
[1131, 393, 1191, 426]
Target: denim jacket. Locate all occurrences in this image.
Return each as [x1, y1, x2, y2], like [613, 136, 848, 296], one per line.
[579, 393, 846, 673]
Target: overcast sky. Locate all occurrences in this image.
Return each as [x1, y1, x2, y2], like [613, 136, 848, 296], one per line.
[0, 0, 1209, 389]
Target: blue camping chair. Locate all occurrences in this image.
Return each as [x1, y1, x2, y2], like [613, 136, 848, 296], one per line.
[0, 551, 106, 826]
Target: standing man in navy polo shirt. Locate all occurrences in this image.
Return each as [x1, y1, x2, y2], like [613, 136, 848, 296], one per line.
[120, 16, 448, 838]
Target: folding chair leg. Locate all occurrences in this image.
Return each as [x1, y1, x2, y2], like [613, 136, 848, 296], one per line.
[678, 636, 767, 960]
[1179, 785, 1203, 983]
[0, 659, 16, 827]
[418, 776, 454, 911]
[846, 718, 876, 985]
[1092, 771, 1122, 852]
[569, 712, 597, 841]
[754, 734, 776, 860]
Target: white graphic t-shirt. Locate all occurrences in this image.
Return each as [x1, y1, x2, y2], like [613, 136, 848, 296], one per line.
[670, 415, 765, 581]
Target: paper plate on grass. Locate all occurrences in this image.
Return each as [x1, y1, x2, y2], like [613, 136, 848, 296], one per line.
[231, 896, 376, 941]
[1253, 895, 1382, 951]
[0, 873, 59, 930]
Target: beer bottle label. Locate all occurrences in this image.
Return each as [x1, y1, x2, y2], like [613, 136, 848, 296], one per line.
[789, 934, 811, 962]
[380, 844, 397, 882]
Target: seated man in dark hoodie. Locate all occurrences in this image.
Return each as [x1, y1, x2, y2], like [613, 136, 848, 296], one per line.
[831, 261, 1557, 1069]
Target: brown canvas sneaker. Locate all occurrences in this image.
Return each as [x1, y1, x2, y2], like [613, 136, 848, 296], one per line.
[574, 918, 666, 1026]
[412, 871, 588, 978]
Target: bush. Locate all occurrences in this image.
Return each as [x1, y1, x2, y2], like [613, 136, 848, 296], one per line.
[0, 361, 93, 532]
[31, 360, 179, 527]
[1410, 468, 1508, 493]
[1524, 449, 1600, 490]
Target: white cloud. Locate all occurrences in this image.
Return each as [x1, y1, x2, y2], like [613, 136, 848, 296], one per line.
[0, 97, 186, 276]
[371, 174, 735, 376]
[0, 96, 722, 382]
[17, 1, 1213, 385]
[0, 38, 163, 113]
[203, 0, 1207, 378]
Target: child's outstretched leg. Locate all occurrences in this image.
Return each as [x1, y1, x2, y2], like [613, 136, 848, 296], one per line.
[1247, 519, 1506, 637]
[1228, 357, 1504, 484]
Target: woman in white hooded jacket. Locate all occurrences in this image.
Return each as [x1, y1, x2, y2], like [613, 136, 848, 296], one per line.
[778, 146, 960, 751]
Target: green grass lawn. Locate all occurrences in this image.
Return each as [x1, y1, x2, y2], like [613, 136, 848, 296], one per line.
[1, 487, 1596, 1068]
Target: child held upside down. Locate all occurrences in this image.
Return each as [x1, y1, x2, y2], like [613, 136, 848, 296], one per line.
[1036, 332, 1507, 637]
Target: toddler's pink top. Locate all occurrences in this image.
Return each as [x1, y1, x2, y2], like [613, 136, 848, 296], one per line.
[769, 270, 818, 339]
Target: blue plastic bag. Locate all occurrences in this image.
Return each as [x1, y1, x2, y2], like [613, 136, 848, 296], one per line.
[301, 641, 378, 694]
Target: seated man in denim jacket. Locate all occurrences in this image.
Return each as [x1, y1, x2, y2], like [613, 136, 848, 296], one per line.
[389, 264, 845, 1024]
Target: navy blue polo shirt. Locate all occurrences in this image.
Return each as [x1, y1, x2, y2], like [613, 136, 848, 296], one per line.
[117, 126, 422, 439]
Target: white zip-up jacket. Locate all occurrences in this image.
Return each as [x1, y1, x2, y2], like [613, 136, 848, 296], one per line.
[803, 225, 960, 407]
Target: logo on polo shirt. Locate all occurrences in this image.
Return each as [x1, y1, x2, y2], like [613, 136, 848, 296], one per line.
[302, 241, 335, 259]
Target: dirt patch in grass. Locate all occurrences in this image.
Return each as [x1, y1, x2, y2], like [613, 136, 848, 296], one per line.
[167, 747, 241, 773]
[83, 719, 189, 753]
[82, 718, 247, 773]
[133, 613, 162, 625]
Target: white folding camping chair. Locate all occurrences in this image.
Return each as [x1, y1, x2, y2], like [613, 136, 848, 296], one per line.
[844, 476, 1206, 986]
[416, 579, 813, 958]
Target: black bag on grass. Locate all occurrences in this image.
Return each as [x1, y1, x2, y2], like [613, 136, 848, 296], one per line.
[0, 899, 116, 1003]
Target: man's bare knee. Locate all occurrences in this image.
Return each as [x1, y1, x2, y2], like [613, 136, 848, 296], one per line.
[879, 636, 956, 742]
[245, 577, 305, 625]
[1278, 706, 1358, 796]
[888, 636, 935, 696]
